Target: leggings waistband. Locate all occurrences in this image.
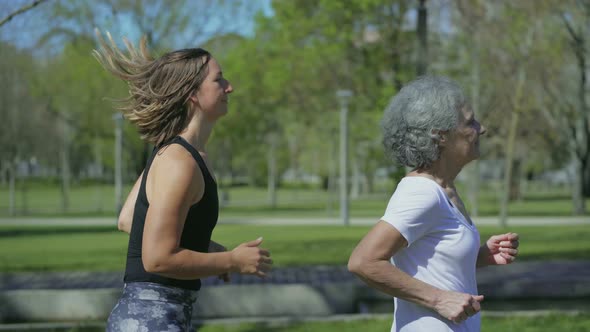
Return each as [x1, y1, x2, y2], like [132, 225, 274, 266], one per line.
[122, 282, 198, 305]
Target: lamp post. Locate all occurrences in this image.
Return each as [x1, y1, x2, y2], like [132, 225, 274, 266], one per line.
[336, 89, 353, 226]
[113, 113, 123, 215]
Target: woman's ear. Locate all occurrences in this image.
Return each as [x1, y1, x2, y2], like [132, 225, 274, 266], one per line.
[433, 129, 448, 146]
[188, 91, 198, 104]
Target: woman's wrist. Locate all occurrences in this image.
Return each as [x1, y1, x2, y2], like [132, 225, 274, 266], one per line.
[217, 251, 235, 273]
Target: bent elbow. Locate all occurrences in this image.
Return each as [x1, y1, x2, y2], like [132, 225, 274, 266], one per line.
[117, 216, 131, 233]
[117, 219, 126, 232]
[347, 254, 365, 276]
[142, 255, 168, 275]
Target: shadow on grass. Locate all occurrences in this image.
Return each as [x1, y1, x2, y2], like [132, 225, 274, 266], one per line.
[518, 249, 590, 261]
[0, 225, 118, 238]
[475, 208, 589, 217]
[195, 320, 311, 332]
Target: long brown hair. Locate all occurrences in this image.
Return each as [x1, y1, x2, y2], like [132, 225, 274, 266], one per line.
[93, 30, 211, 146]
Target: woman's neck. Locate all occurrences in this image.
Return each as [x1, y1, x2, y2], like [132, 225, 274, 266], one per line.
[179, 111, 215, 152]
[410, 159, 462, 189]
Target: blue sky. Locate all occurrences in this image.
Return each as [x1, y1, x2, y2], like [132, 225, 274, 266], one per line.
[0, 0, 274, 53]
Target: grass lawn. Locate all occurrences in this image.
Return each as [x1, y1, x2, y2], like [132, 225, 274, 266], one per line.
[197, 314, 590, 332]
[0, 224, 588, 272]
[59, 313, 590, 332]
[0, 182, 587, 217]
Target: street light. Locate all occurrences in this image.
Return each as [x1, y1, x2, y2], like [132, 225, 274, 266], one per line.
[112, 113, 123, 216]
[336, 89, 353, 226]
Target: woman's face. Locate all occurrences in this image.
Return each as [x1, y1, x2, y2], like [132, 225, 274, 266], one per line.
[443, 105, 486, 165]
[194, 58, 233, 120]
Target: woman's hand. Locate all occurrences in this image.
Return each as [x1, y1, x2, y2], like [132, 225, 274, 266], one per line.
[230, 237, 273, 278]
[433, 290, 484, 324]
[209, 241, 230, 282]
[478, 233, 519, 267]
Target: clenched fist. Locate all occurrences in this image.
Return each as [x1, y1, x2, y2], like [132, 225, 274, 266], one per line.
[230, 237, 273, 278]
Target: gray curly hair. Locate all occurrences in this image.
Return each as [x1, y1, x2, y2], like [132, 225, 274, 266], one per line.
[381, 75, 466, 169]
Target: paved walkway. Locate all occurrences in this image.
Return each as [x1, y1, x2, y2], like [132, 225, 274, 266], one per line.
[0, 216, 588, 226]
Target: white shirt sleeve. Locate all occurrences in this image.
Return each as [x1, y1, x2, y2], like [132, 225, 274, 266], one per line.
[381, 184, 441, 246]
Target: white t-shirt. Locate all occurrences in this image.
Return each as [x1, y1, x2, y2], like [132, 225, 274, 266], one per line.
[381, 176, 481, 332]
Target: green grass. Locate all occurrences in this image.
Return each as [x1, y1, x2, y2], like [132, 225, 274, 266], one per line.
[0, 224, 588, 272]
[0, 182, 588, 217]
[197, 317, 390, 332]
[0, 184, 134, 217]
[56, 313, 590, 332]
[197, 314, 590, 332]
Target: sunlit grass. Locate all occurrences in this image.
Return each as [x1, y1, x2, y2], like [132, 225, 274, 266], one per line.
[0, 224, 588, 272]
[57, 313, 590, 332]
[197, 313, 590, 332]
[0, 181, 587, 217]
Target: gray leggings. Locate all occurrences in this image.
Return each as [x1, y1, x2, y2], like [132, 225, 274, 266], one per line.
[106, 282, 198, 332]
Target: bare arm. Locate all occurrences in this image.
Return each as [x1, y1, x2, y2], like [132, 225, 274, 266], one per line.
[117, 172, 143, 234]
[348, 221, 483, 323]
[348, 221, 441, 308]
[209, 240, 230, 282]
[141, 146, 272, 280]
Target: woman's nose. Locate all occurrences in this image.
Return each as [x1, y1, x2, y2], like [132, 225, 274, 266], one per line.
[479, 123, 487, 135]
[225, 80, 234, 94]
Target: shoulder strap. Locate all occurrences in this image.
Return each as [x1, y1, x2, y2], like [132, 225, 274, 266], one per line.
[170, 136, 212, 180]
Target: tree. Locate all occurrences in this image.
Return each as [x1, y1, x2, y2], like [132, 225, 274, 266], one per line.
[447, 1, 574, 221]
[533, 0, 590, 214]
[0, 42, 59, 215]
[236, 0, 414, 200]
[0, 0, 49, 28]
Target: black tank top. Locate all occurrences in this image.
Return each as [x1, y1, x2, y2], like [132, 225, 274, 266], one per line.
[124, 136, 219, 290]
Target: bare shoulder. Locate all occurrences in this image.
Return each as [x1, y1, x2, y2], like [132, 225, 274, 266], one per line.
[146, 144, 204, 205]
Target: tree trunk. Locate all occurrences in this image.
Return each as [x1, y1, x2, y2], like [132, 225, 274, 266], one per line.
[350, 147, 361, 199]
[60, 122, 71, 213]
[287, 135, 299, 182]
[8, 161, 16, 217]
[583, 158, 590, 198]
[416, 0, 428, 76]
[569, 14, 589, 206]
[94, 136, 103, 213]
[509, 159, 522, 201]
[574, 20, 589, 199]
[366, 171, 375, 194]
[0, 160, 6, 187]
[326, 131, 338, 213]
[572, 154, 585, 215]
[19, 167, 28, 215]
[499, 66, 526, 228]
[500, 112, 519, 227]
[267, 134, 278, 208]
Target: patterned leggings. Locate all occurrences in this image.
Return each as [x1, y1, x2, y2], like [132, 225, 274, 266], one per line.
[106, 282, 198, 332]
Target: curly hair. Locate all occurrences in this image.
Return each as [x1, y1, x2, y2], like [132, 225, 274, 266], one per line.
[93, 30, 211, 146]
[381, 76, 466, 169]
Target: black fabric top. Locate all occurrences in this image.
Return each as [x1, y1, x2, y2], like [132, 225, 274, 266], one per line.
[124, 136, 219, 290]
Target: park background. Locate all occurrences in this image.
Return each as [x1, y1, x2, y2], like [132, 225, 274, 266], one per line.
[0, 0, 589, 331]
